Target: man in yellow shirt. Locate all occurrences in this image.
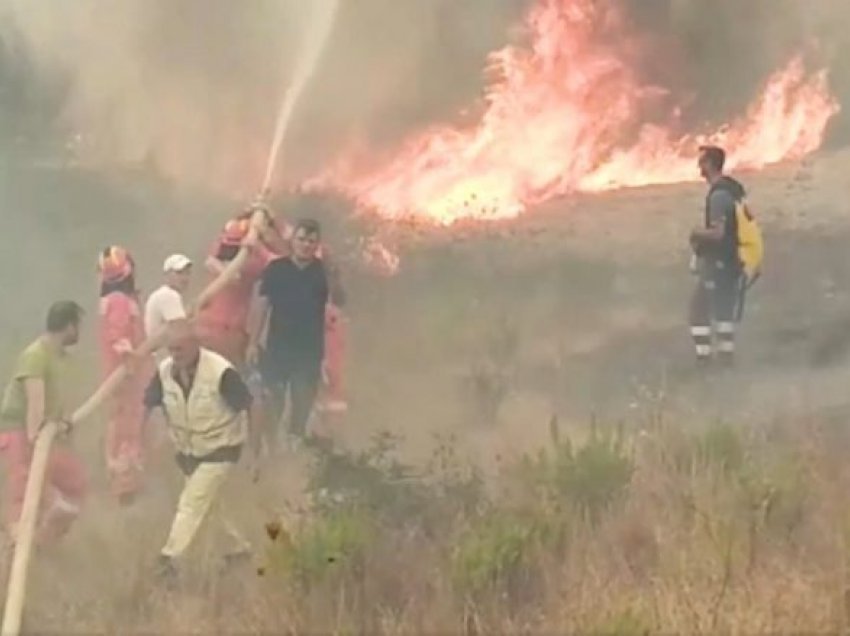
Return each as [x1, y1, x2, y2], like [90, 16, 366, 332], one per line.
[0, 301, 88, 543]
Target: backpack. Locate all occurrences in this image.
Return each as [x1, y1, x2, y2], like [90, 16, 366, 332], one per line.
[735, 197, 764, 287]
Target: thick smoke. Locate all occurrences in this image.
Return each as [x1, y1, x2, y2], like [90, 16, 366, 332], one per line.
[0, 0, 526, 195]
[0, 0, 848, 198]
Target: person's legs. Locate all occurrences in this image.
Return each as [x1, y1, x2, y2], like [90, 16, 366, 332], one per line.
[40, 444, 88, 542]
[0, 431, 33, 540]
[289, 360, 322, 438]
[689, 276, 713, 362]
[712, 267, 744, 366]
[105, 385, 145, 503]
[160, 460, 234, 561]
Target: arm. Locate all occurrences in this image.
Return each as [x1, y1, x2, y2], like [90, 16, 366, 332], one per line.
[247, 264, 274, 358]
[23, 379, 45, 443]
[142, 372, 164, 424]
[691, 190, 735, 247]
[247, 295, 270, 355]
[205, 255, 227, 277]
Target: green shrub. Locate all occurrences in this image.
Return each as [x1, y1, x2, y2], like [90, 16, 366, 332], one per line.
[522, 425, 634, 520]
[451, 511, 540, 598]
[264, 507, 373, 588]
[696, 422, 745, 473]
[588, 608, 652, 636]
[306, 431, 427, 523]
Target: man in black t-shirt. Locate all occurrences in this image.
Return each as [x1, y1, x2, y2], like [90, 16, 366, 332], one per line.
[248, 219, 330, 448]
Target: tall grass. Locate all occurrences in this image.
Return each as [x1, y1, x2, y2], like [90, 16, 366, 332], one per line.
[17, 409, 850, 633]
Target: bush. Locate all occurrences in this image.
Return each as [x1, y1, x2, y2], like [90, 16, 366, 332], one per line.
[451, 510, 543, 600]
[522, 425, 634, 520]
[263, 507, 373, 588]
[306, 431, 428, 523]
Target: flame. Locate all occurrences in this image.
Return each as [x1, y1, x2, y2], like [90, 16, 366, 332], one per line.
[318, 0, 840, 225]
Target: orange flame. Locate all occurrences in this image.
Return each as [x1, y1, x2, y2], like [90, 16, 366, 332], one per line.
[317, 0, 839, 225]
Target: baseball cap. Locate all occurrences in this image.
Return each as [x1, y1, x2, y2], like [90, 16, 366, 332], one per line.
[163, 254, 193, 273]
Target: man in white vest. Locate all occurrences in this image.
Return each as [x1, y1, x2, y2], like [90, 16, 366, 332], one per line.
[143, 320, 256, 582]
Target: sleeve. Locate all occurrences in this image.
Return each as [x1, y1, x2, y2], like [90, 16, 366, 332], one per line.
[218, 368, 253, 413]
[13, 348, 47, 382]
[707, 189, 736, 228]
[143, 373, 164, 409]
[160, 289, 187, 322]
[103, 296, 133, 350]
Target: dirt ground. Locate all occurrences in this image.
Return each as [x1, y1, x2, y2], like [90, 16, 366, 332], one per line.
[2, 147, 850, 630]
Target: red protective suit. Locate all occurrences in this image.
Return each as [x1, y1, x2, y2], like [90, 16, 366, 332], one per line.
[0, 431, 87, 544]
[320, 303, 347, 410]
[196, 244, 276, 368]
[98, 292, 150, 502]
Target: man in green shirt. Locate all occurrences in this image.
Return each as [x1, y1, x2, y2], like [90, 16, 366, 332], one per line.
[0, 301, 88, 543]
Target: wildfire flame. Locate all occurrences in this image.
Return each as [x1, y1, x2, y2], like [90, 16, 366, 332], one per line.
[317, 0, 840, 225]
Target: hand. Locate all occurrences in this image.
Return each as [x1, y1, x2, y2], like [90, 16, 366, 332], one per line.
[57, 418, 74, 437]
[246, 343, 260, 367]
[241, 231, 260, 250]
[114, 339, 133, 356]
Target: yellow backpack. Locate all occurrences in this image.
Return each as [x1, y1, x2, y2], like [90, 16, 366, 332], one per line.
[736, 198, 764, 286]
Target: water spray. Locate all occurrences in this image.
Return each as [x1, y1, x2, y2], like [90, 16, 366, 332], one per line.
[258, 0, 340, 199]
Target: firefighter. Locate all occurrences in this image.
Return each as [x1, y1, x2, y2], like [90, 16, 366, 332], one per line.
[196, 205, 282, 369]
[689, 145, 747, 366]
[97, 246, 152, 504]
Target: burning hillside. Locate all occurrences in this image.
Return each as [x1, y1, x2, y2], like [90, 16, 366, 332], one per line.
[314, 0, 840, 225]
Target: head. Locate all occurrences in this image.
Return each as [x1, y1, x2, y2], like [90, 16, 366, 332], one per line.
[46, 300, 84, 347]
[163, 254, 193, 292]
[166, 320, 200, 370]
[98, 246, 136, 297]
[698, 145, 726, 183]
[290, 219, 321, 263]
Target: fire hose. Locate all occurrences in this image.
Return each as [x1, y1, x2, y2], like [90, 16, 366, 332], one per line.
[0, 208, 269, 636]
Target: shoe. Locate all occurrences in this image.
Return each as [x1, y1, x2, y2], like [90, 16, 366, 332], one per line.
[155, 554, 178, 589]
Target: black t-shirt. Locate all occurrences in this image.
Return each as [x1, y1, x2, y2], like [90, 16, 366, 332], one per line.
[260, 256, 329, 363]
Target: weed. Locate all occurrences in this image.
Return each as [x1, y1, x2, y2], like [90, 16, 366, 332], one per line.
[522, 424, 634, 520]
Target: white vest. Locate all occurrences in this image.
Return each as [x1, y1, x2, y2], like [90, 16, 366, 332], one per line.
[158, 349, 247, 457]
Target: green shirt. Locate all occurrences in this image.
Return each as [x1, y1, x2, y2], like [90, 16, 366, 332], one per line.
[0, 338, 71, 430]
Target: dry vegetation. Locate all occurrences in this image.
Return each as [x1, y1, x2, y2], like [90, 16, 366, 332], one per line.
[5, 150, 850, 632]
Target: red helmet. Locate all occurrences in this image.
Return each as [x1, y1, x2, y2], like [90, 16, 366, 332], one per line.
[219, 216, 252, 247]
[98, 246, 134, 284]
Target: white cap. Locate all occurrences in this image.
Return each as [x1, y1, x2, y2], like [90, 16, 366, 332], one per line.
[163, 254, 193, 273]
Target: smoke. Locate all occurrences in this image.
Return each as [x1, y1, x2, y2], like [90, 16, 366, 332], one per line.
[0, 0, 526, 195]
[1, 0, 849, 201]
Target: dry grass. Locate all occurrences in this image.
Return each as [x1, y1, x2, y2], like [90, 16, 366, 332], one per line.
[11, 401, 850, 634]
[6, 153, 850, 633]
